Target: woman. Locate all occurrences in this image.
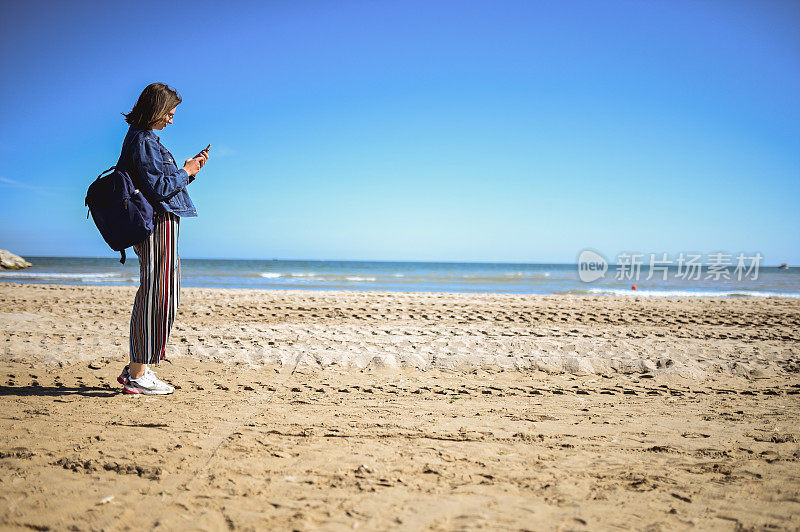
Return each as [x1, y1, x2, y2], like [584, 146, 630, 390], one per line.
[115, 82, 209, 395]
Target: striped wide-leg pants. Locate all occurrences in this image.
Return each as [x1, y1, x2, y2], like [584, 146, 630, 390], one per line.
[129, 211, 181, 365]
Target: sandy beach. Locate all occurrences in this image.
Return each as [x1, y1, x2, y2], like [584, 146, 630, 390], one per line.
[1, 283, 799, 530]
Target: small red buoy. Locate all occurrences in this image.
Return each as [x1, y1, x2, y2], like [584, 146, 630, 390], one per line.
[631, 285, 637, 290]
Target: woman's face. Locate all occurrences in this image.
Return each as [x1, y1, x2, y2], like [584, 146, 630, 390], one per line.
[154, 106, 177, 130]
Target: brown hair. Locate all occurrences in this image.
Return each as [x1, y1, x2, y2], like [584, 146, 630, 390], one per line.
[123, 83, 182, 129]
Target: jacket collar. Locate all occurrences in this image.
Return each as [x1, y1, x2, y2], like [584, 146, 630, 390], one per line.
[129, 125, 159, 142]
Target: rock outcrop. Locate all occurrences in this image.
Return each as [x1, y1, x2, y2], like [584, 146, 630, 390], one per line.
[0, 249, 32, 269]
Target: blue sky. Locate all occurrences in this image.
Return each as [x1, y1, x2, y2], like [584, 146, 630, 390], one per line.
[0, 0, 798, 263]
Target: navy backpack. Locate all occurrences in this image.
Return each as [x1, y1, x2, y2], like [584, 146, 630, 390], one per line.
[85, 133, 153, 264]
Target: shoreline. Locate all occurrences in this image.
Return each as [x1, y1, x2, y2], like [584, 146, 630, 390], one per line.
[2, 256, 797, 298]
[2, 279, 800, 298]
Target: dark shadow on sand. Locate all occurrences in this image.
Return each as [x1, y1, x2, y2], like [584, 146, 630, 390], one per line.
[0, 385, 119, 398]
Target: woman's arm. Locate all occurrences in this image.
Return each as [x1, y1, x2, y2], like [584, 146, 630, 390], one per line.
[132, 136, 198, 201]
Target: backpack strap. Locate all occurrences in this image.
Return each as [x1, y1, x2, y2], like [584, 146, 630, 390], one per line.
[97, 166, 116, 178]
[115, 130, 140, 169]
[115, 128, 155, 187]
[115, 129, 147, 265]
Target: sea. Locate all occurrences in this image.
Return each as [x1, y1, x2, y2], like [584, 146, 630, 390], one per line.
[1, 257, 798, 298]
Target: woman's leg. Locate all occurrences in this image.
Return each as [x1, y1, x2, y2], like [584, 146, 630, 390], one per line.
[129, 212, 181, 374]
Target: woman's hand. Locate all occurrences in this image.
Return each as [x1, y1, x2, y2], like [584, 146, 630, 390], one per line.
[195, 148, 210, 168]
[183, 149, 209, 176]
[182, 157, 202, 176]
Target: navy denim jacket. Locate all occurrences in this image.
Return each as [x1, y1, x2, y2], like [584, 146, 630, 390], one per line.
[119, 125, 197, 217]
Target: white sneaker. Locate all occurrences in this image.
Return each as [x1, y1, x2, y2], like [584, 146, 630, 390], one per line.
[123, 369, 175, 395]
[118, 365, 158, 385]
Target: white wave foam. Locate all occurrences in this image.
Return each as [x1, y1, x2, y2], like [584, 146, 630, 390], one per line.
[345, 276, 376, 282]
[463, 272, 551, 279]
[0, 272, 121, 279]
[587, 288, 800, 298]
[259, 272, 282, 278]
[289, 272, 317, 277]
[84, 276, 138, 283]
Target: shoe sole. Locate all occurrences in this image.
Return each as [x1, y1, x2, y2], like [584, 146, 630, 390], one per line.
[119, 368, 169, 387]
[122, 385, 174, 395]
